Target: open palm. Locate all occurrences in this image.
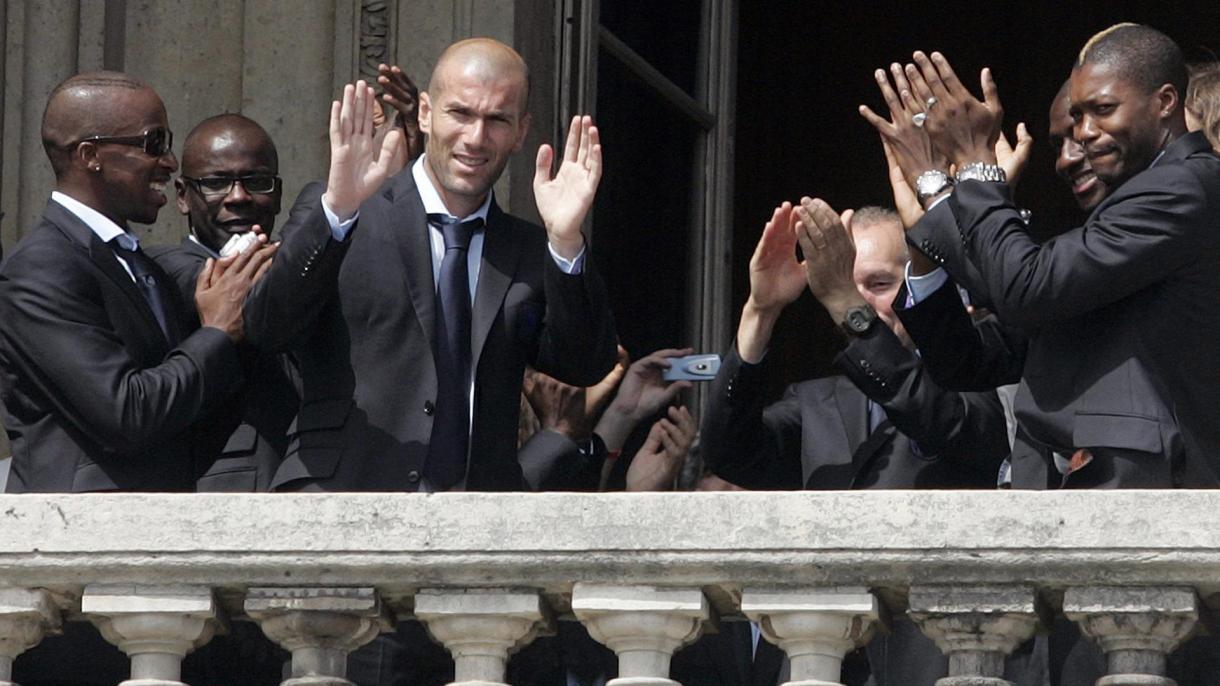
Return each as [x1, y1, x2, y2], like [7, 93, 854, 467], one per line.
[748, 203, 807, 311]
[534, 115, 602, 258]
[324, 81, 405, 219]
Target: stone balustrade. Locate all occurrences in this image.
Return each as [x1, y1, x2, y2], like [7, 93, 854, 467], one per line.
[0, 491, 1217, 686]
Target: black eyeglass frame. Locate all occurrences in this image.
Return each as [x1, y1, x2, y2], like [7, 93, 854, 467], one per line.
[69, 127, 174, 157]
[180, 174, 282, 197]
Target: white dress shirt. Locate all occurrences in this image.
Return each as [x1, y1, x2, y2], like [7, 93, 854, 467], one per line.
[50, 191, 141, 282]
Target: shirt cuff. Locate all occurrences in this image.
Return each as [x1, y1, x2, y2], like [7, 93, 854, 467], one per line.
[926, 192, 952, 212]
[321, 197, 359, 241]
[548, 241, 585, 274]
[904, 261, 949, 306]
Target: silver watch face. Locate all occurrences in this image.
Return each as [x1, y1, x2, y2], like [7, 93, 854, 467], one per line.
[916, 171, 950, 200]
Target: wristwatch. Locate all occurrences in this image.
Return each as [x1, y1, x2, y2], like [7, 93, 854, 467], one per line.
[840, 303, 879, 337]
[915, 170, 954, 206]
[955, 162, 1007, 184]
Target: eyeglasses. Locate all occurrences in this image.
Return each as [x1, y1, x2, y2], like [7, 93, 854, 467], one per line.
[181, 174, 281, 197]
[71, 127, 174, 157]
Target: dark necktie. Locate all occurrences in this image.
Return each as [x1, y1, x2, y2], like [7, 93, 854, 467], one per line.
[424, 213, 483, 490]
[111, 239, 175, 345]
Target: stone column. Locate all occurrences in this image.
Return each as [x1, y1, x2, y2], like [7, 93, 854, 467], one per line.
[571, 583, 708, 686]
[0, 588, 62, 686]
[245, 587, 388, 686]
[908, 585, 1041, 686]
[414, 589, 548, 686]
[1063, 586, 1198, 686]
[740, 587, 880, 686]
[83, 585, 219, 686]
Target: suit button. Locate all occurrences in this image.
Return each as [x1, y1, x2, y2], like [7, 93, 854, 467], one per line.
[423, 400, 435, 416]
[407, 470, 421, 484]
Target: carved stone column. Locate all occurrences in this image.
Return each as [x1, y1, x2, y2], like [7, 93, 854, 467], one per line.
[908, 585, 1040, 686]
[1063, 586, 1198, 686]
[0, 588, 62, 686]
[414, 589, 548, 686]
[246, 587, 388, 686]
[83, 585, 218, 686]
[740, 587, 880, 686]
[572, 584, 708, 686]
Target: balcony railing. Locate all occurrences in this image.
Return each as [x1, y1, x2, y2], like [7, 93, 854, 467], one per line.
[0, 491, 1213, 686]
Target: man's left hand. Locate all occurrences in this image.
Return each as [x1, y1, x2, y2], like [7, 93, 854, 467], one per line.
[794, 198, 866, 322]
[534, 115, 602, 260]
[906, 51, 1003, 169]
[377, 63, 424, 160]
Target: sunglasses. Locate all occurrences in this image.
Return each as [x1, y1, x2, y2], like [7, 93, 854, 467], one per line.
[181, 174, 281, 197]
[72, 127, 174, 157]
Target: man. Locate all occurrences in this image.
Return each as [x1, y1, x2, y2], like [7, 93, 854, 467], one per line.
[243, 38, 616, 493]
[2, 71, 274, 686]
[701, 202, 1011, 686]
[869, 25, 1220, 489]
[0, 71, 274, 493]
[147, 113, 300, 492]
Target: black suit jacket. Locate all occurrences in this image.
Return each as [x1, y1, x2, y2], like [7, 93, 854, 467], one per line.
[702, 323, 1008, 491]
[903, 132, 1220, 485]
[0, 200, 242, 492]
[242, 164, 617, 491]
[147, 238, 301, 491]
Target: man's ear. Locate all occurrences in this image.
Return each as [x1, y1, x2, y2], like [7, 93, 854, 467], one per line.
[418, 91, 432, 136]
[512, 112, 532, 153]
[1156, 83, 1180, 121]
[77, 142, 101, 173]
[174, 177, 190, 215]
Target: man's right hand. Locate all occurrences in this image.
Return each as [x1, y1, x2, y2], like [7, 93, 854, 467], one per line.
[737, 203, 806, 363]
[194, 237, 278, 343]
[322, 80, 406, 221]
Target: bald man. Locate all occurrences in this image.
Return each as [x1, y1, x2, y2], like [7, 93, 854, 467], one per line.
[146, 113, 300, 492]
[0, 72, 275, 494]
[242, 38, 616, 493]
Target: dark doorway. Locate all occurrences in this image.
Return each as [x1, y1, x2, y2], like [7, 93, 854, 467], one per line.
[734, 0, 1220, 399]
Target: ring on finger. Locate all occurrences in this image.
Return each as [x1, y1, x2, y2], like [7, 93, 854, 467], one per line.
[925, 96, 939, 109]
[912, 112, 928, 128]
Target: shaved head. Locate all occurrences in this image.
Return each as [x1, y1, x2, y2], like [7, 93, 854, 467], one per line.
[1077, 23, 1187, 96]
[429, 38, 530, 111]
[42, 71, 154, 177]
[181, 113, 278, 175]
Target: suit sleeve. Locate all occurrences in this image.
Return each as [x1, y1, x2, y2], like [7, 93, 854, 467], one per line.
[530, 249, 618, 387]
[893, 278, 1027, 391]
[0, 247, 242, 454]
[517, 429, 603, 491]
[699, 345, 804, 490]
[243, 182, 349, 352]
[834, 323, 1009, 479]
[931, 168, 1209, 328]
[905, 198, 995, 308]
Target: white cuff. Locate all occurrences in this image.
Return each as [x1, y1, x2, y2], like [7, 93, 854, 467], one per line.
[548, 241, 586, 274]
[904, 261, 949, 306]
[321, 198, 359, 241]
[925, 192, 952, 212]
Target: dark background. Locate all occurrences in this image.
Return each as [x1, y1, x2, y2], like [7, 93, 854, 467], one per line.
[734, 1, 1220, 399]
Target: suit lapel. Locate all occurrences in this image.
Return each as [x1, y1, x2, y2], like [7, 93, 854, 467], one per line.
[832, 376, 869, 460]
[389, 168, 439, 354]
[470, 202, 521, 378]
[44, 201, 170, 350]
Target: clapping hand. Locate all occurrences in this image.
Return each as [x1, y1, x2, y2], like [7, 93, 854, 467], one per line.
[904, 51, 1004, 169]
[534, 115, 602, 260]
[322, 80, 406, 221]
[994, 123, 1033, 189]
[794, 198, 866, 322]
[377, 63, 424, 161]
[860, 62, 950, 196]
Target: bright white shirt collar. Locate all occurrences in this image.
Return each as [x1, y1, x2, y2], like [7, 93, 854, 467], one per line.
[187, 233, 220, 258]
[411, 154, 493, 223]
[50, 190, 140, 250]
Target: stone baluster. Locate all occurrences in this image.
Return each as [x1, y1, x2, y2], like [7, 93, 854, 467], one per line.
[740, 587, 880, 686]
[83, 585, 219, 686]
[908, 585, 1041, 686]
[1063, 586, 1198, 686]
[413, 589, 548, 686]
[572, 584, 708, 686]
[245, 587, 388, 686]
[0, 588, 62, 686]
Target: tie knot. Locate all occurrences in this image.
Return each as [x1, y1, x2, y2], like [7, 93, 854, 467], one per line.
[429, 214, 483, 251]
[109, 234, 141, 254]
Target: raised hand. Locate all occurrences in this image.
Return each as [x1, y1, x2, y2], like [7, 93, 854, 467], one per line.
[794, 198, 866, 323]
[534, 115, 602, 260]
[906, 51, 1003, 169]
[625, 406, 696, 492]
[322, 80, 406, 221]
[595, 347, 693, 452]
[995, 123, 1033, 189]
[747, 203, 807, 313]
[377, 63, 424, 160]
[859, 62, 950, 194]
